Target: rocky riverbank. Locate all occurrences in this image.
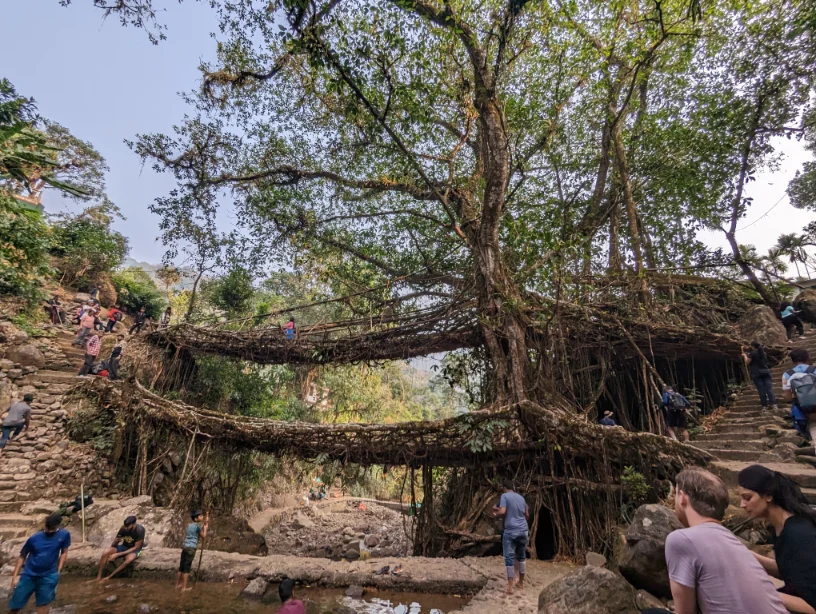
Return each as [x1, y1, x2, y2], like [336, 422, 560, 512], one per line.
[262, 499, 412, 560]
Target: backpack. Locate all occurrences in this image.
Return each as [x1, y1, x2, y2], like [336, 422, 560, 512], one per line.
[665, 391, 687, 412]
[786, 366, 816, 414]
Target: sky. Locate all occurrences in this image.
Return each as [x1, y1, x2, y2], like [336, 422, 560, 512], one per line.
[3, 1, 816, 265]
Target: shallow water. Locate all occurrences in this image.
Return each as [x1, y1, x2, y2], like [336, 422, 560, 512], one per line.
[48, 577, 470, 613]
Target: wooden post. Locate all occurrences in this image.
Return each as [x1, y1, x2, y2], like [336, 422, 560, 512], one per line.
[80, 481, 86, 543]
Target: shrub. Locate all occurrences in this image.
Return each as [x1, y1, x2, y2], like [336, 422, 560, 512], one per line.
[112, 267, 165, 319]
[0, 197, 51, 299]
[50, 203, 128, 286]
[206, 268, 255, 315]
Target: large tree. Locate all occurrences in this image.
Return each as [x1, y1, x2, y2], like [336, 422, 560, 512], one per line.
[77, 0, 815, 405]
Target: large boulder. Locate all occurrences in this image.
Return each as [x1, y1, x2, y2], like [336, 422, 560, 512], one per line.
[205, 516, 268, 556]
[4, 344, 45, 369]
[538, 566, 638, 614]
[736, 305, 787, 347]
[794, 289, 816, 323]
[87, 498, 184, 549]
[618, 504, 682, 598]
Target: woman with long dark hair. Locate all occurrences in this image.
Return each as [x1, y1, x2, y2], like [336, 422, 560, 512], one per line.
[738, 464, 816, 614]
[743, 341, 778, 411]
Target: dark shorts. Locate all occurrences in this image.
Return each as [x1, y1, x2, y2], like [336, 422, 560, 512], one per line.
[666, 409, 688, 429]
[9, 572, 60, 609]
[179, 547, 197, 573]
[116, 544, 142, 557]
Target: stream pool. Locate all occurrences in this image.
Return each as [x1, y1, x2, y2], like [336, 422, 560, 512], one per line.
[46, 577, 471, 613]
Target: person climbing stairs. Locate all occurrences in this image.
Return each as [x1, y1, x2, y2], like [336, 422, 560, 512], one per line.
[692, 332, 816, 504]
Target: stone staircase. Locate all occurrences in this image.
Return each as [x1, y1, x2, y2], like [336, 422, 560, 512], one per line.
[0, 308, 119, 544]
[691, 333, 816, 503]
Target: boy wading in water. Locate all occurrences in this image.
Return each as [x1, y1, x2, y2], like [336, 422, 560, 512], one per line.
[492, 480, 529, 595]
[176, 510, 208, 591]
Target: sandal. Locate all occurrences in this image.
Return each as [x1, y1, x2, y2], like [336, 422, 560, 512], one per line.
[391, 564, 404, 576]
[374, 565, 390, 575]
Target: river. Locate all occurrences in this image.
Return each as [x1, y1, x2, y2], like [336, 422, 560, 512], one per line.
[49, 576, 471, 613]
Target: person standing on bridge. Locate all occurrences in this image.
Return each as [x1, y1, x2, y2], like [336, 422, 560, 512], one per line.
[492, 480, 529, 595]
[782, 348, 816, 455]
[284, 316, 296, 341]
[738, 464, 816, 614]
[743, 342, 778, 412]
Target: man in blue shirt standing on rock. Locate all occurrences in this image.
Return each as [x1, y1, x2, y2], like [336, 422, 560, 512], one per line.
[493, 480, 529, 595]
[9, 513, 70, 614]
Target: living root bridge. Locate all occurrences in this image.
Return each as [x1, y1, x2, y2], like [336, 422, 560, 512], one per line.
[146, 302, 481, 365]
[73, 377, 710, 471]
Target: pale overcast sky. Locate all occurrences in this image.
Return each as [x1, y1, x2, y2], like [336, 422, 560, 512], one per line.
[3, 1, 815, 264]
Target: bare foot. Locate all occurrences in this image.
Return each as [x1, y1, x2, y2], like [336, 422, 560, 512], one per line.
[183, 588, 193, 592]
[516, 582, 524, 590]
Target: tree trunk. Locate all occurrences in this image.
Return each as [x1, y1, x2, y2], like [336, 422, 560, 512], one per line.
[467, 69, 530, 404]
[607, 194, 621, 272]
[185, 268, 205, 321]
[611, 125, 644, 274]
[725, 231, 776, 306]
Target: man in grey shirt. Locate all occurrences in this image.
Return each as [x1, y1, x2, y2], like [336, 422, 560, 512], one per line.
[644, 468, 787, 614]
[0, 394, 32, 458]
[493, 480, 529, 595]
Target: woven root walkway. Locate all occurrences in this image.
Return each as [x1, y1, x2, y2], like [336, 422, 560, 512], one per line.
[72, 378, 710, 475]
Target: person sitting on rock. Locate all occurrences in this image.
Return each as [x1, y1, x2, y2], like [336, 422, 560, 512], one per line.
[645, 468, 787, 614]
[782, 348, 816, 454]
[492, 479, 529, 595]
[278, 578, 305, 614]
[8, 514, 70, 614]
[94, 515, 145, 582]
[738, 464, 816, 614]
[176, 510, 208, 592]
[0, 394, 33, 458]
[599, 410, 617, 426]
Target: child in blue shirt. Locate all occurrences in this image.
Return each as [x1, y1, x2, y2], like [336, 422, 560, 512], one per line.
[176, 510, 208, 592]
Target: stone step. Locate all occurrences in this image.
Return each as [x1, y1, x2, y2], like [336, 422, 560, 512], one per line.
[795, 456, 816, 470]
[712, 460, 816, 489]
[0, 526, 34, 540]
[691, 439, 768, 451]
[707, 449, 768, 462]
[694, 433, 762, 442]
[29, 371, 83, 384]
[0, 513, 43, 529]
[0, 502, 24, 514]
[712, 425, 764, 435]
